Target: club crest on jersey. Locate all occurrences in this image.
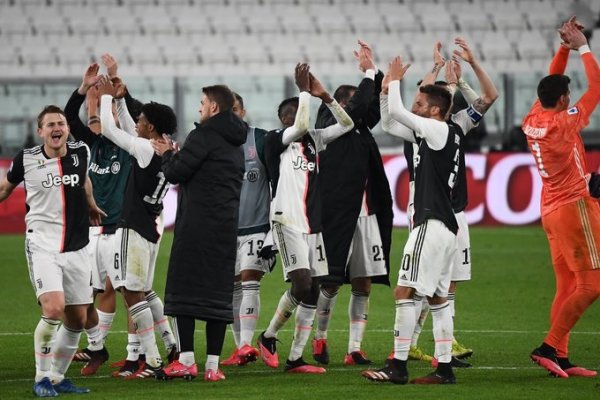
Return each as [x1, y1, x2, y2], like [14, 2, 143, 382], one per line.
[111, 161, 121, 174]
[567, 107, 579, 115]
[292, 156, 315, 171]
[36, 159, 46, 169]
[307, 143, 316, 155]
[245, 167, 260, 182]
[42, 173, 80, 188]
[71, 154, 79, 167]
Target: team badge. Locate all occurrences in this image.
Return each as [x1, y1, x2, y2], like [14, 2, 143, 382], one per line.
[71, 154, 79, 167]
[567, 107, 579, 115]
[111, 161, 121, 174]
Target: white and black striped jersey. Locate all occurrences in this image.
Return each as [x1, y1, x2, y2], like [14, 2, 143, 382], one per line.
[7, 142, 91, 252]
[265, 129, 326, 234]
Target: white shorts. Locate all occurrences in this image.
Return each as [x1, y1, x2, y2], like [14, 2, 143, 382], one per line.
[234, 232, 268, 275]
[452, 211, 471, 282]
[25, 234, 93, 306]
[89, 227, 118, 291]
[397, 219, 456, 298]
[273, 222, 328, 280]
[347, 215, 387, 280]
[112, 228, 159, 292]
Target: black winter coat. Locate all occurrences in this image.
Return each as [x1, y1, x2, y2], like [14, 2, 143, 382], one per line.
[162, 110, 247, 322]
[316, 71, 393, 286]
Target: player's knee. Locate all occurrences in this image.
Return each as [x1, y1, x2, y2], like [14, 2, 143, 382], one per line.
[394, 285, 414, 300]
[321, 284, 340, 296]
[351, 277, 371, 295]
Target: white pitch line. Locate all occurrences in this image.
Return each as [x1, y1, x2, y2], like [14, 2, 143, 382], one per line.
[2, 328, 600, 336]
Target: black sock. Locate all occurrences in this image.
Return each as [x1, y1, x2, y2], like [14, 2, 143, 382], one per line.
[206, 320, 227, 356]
[539, 342, 556, 357]
[557, 357, 575, 370]
[436, 361, 453, 376]
[174, 316, 195, 352]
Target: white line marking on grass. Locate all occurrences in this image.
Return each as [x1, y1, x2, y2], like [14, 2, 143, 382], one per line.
[4, 329, 600, 336]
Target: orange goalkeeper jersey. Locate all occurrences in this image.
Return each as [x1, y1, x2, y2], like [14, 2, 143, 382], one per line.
[522, 46, 600, 216]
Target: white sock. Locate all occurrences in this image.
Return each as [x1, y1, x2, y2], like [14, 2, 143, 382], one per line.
[231, 282, 242, 347]
[289, 303, 317, 361]
[50, 325, 82, 383]
[85, 323, 104, 351]
[126, 333, 141, 361]
[205, 354, 219, 372]
[315, 287, 338, 340]
[129, 301, 162, 368]
[239, 281, 260, 347]
[411, 296, 429, 347]
[97, 310, 115, 342]
[393, 299, 415, 361]
[146, 291, 176, 350]
[348, 290, 369, 353]
[179, 351, 195, 367]
[265, 290, 298, 339]
[34, 317, 60, 382]
[430, 302, 453, 363]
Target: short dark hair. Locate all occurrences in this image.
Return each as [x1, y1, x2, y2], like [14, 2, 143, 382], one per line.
[333, 85, 358, 105]
[37, 105, 65, 128]
[416, 80, 448, 87]
[537, 74, 571, 108]
[141, 102, 177, 136]
[277, 97, 299, 121]
[419, 84, 452, 117]
[232, 91, 244, 109]
[202, 85, 235, 112]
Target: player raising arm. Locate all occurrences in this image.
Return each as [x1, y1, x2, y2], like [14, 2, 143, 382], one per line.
[524, 18, 600, 378]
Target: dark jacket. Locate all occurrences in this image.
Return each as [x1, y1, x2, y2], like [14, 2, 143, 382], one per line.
[316, 71, 393, 286]
[162, 110, 247, 322]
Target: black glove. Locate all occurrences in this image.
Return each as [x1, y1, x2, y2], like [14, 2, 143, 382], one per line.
[589, 172, 600, 198]
[258, 245, 278, 272]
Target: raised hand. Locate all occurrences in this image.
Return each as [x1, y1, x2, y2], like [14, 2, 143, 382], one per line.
[151, 134, 177, 156]
[562, 22, 588, 50]
[453, 58, 462, 79]
[308, 72, 333, 103]
[79, 64, 100, 94]
[111, 76, 128, 99]
[558, 16, 587, 49]
[382, 68, 391, 94]
[389, 56, 411, 81]
[353, 39, 376, 72]
[101, 53, 119, 78]
[453, 37, 476, 64]
[96, 75, 117, 98]
[294, 63, 310, 92]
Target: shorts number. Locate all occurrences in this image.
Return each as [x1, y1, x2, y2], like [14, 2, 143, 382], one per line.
[114, 253, 120, 270]
[372, 245, 384, 261]
[316, 245, 325, 262]
[401, 254, 411, 271]
[247, 239, 265, 256]
[462, 248, 470, 265]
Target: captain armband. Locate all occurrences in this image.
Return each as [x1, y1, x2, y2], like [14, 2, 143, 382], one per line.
[466, 105, 483, 124]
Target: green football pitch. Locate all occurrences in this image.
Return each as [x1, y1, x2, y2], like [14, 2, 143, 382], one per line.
[1, 227, 599, 399]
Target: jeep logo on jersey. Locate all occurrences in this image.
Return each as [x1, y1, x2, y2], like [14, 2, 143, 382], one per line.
[245, 168, 259, 182]
[110, 161, 121, 174]
[292, 156, 315, 171]
[41, 173, 80, 188]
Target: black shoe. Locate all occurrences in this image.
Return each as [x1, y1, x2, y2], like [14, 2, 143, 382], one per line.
[530, 346, 568, 378]
[284, 357, 326, 374]
[411, 371, 456, 384]
[344, 351, 373, 365]
[257, 331, 279, 368]
[362, 358, 408, 384]
[450, 356, 471, 368]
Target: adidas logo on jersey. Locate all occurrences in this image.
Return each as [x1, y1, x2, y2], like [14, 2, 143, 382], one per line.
[41, 173, 80, 188]
[292, 156, 315, 171]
